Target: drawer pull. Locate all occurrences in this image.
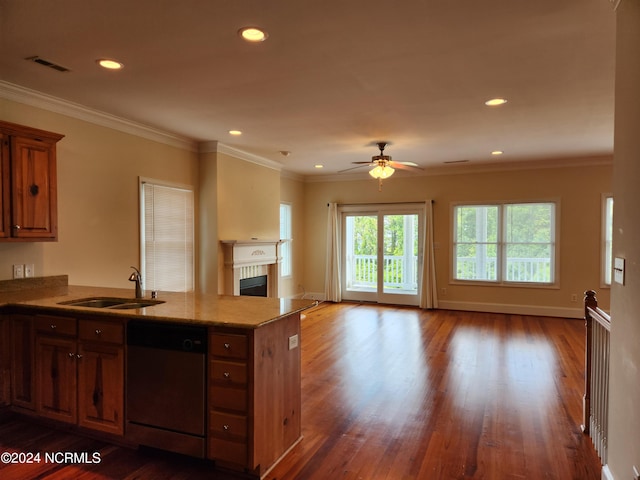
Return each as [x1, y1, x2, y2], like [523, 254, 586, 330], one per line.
[95, 329, 102, 336]
[50, 324, 57, 330]
[223, 342, 231, 349]
[76, 354, 83, 359]
[223, 424, 230, 431]
[223, 372, 230, 379]
[68, 352, 74, 358]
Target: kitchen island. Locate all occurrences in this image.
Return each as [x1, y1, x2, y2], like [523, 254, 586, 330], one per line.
[0, 279, 318, 478]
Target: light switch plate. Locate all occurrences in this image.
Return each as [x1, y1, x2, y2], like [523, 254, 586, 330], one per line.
[614, 257, 625, 285]
[13, 264, 24, 279]
[24, 264, 34, 278]
[288, 334, 299, 350]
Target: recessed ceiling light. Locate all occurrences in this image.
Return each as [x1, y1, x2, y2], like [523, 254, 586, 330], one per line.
[97, 59, 124, 70]
[228, 130, 242, 136]
[314, 164, 324, 169]
[491, 150, 504, 156]
[239, 27, 268, 42]
[485, 98, 507, 106]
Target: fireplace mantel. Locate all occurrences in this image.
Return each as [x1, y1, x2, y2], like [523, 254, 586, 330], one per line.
[221, 239, 282, 297]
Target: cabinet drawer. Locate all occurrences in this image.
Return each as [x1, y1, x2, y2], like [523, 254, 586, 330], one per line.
[209, 437, 247, 466]
[79, 319, 123, 344]
[210, 333, 247, 359]
[35, 315, 76, 336]
[210, 411, 247, 440]
[211, 360, 247, 385]
[210, 385, 247, 412]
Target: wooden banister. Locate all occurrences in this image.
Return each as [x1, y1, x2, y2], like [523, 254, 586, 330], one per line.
[582, 290, 597, 433]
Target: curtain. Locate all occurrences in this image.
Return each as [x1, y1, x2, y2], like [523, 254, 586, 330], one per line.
[420, 200, 438, 309]
[324, 202, 342, 302]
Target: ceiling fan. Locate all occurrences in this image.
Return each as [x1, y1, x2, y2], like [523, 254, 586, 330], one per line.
[342, 142, 422, 190]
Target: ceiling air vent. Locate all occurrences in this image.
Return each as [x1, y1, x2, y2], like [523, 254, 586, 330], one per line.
[25, 56, 70, 72]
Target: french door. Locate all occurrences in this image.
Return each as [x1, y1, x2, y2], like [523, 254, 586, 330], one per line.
[341, 204, 424, 306]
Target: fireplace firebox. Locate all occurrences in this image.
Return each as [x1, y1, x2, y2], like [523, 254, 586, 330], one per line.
[239, 275, 268, 297]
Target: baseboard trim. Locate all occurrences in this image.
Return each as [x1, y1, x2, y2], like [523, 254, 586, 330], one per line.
[437, 300, 583, 318]
[602, 464, 614, 480]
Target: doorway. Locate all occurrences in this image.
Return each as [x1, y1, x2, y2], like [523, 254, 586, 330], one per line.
[341, 204, 424, 306]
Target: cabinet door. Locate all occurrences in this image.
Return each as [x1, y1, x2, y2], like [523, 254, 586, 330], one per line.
[10, 136, 57, 239]
[0, 133, 10, 238]
[10, 315, 35, 409]
[36, 335, 77, 423]
[0, 316, 10, 406]
[77, 342, 124, 435]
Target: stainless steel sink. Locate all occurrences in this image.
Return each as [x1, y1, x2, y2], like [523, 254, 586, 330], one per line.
[58, 297, 165, 309]
[109, 301, 164, 310]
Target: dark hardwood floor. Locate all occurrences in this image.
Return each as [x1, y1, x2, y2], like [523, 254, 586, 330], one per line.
[0, 303, 602, 479]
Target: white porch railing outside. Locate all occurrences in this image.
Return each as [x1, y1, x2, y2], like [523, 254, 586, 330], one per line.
[456, 257, 551, 282]
[347, 254, 418, 290]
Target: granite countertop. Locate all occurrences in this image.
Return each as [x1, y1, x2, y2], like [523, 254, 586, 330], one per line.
[0, 278, 319, 329]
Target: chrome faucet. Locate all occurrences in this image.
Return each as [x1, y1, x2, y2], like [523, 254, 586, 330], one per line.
[128, 266, 144, 299]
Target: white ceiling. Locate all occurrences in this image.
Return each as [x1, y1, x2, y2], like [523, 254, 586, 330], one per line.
[0, 0, 616, 177]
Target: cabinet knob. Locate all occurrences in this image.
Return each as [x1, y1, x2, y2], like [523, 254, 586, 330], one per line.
[223, 424, 230, 431]
[13, 225, 21, 230]
[68, 352, 74, 358]
[223, 372, 230, 379]
[95, 329, 102, 336]
[76, 354, 83, 359]
[50, 324, 57, 330]
[223, 343, 231, 349]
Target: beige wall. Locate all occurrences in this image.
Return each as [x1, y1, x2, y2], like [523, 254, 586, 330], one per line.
[608, 2, 640, 478]
[280, 175, 306, 299]
[303, 160, 612, 315]
[215, 152, 281, 294]
[0, 98, 199, 288]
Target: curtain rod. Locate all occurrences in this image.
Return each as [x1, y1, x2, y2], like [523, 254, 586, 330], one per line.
[327, 200, 434, 207]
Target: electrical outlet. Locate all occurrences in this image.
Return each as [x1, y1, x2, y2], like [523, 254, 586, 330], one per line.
[288, 334, 299, 350]
[13, 264, 24, 279]
[24, 264, 34, 278]
[441, 287, 447, 296]
[571, 294, 578, 302]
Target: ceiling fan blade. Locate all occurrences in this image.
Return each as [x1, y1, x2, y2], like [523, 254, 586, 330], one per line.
[390, 162, 423, 171]
[338, 164, 371, 173]
[351, 161, 376, 164]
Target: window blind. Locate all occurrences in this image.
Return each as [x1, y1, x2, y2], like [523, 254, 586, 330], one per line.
[142, 182, 194, 292]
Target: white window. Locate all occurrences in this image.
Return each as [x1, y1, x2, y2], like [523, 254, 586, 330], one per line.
[140, 179, 194, 292]
[602, 195, 614, 286]
[280, 203, 292, 277]
[453, 202, 556, 284]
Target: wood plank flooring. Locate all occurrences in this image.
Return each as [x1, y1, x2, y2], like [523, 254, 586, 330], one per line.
[0, 303, 602, 479]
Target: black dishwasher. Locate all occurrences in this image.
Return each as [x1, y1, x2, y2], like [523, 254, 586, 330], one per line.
[126, 321, 207, 458]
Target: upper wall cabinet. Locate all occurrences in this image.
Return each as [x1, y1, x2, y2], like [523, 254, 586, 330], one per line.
[0, 120, 64, 241]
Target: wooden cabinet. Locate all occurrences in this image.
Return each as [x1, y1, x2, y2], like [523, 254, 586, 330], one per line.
[33, 314, 124, 435]
[77, 319, 124, 435]
[209, 332, 250, 467]
[35, 314, 77, 423]
[208, 313, 302, 477]
[0, 120, 63, 241]
[10, 314, 35, 410]
[0, 316, 10, 406]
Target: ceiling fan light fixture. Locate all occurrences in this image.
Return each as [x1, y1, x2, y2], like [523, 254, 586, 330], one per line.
[369, 164, 395, 179]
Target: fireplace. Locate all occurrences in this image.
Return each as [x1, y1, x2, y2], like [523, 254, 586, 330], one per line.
[240, 275, 268, 297]
[221, 240, 282, 297]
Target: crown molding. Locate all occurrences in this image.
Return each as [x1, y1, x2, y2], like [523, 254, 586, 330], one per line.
[200, 141, 283, 172]
[0, 80, 197, 151]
